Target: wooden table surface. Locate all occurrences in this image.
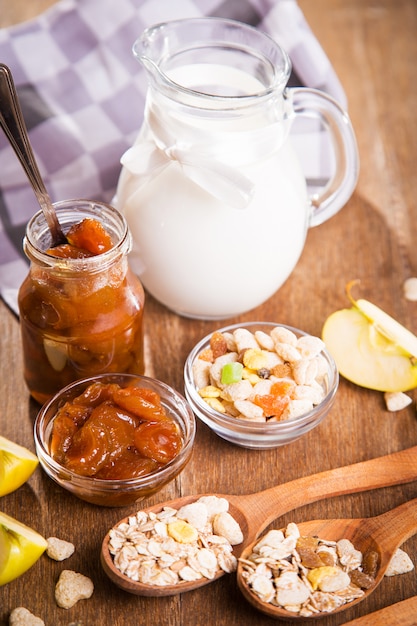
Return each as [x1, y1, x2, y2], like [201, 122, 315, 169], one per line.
[1, 0, 416, 624]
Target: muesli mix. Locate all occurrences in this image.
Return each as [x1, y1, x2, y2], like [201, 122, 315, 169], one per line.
[108, 496, 243, 586]
[239, 522, 414, 617]
[192, 326, 329, 422]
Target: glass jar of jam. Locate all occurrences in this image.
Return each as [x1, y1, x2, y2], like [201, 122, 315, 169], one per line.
[18, 199, 145, 404]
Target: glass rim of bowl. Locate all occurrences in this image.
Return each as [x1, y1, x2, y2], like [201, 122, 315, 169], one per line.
[184, 321, 339, 434]
[34, 373, 196, 489]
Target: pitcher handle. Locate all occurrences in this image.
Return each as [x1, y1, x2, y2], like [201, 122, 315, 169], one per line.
[289, 87, 359, 227]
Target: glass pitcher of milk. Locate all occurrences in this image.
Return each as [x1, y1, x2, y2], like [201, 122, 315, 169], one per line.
[115, 18, 359, 319]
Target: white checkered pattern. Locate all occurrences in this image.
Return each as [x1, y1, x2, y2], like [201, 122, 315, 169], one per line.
[0, 0, 346, 314]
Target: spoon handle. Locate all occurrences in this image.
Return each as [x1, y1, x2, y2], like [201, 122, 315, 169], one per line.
[0, 63, 66, 244]
[340, 596, 417, 626]
[231, 445, 417, 543]
[372, 497, 417, 562]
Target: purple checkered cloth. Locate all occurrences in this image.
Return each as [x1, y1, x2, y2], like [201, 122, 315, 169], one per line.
[0, 0, 346, 314]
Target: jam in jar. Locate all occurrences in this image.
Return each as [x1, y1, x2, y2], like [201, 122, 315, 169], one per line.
[18, 200, 145, 404]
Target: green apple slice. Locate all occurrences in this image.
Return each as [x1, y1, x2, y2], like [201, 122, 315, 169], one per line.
[0, 436, 39, 497]
[0, 512, 47, 586]
[322, 307, 417, 392]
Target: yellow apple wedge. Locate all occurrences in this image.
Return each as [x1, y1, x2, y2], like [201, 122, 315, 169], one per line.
[0, 512, 47, 586]
[322, 307, 417, 392]
[0, 436, 39, 497]
[0, 523, 11, 573]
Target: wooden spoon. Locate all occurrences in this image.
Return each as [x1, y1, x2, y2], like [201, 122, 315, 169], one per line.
[237, 498, 417, 620]
[339, 596, 417, 626]
[101, 445, 417, 596]
[0, 63, 66, 246]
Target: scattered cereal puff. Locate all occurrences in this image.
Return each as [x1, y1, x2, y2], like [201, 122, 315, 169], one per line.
[384, 391, 413, 412]
[403, 277, 417, 301]
[54, 570, 94, 609]
[9, 608, 45, 626]
[385, 548, 414, 576]
[46, 537, 75, 561]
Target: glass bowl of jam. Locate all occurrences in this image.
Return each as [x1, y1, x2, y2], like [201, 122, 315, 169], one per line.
[34, 373, 196, 506]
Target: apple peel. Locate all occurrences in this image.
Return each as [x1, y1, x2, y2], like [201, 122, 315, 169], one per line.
[355, 298, 417, 358]
[322, 283, 417, 392]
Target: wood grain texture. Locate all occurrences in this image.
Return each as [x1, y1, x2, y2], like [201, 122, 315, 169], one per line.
[340, 596, 417, 626]
[1, 1, 417, 625]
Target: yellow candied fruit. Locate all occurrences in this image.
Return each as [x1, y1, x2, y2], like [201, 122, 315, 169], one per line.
[198, 348, 214, 362]
[243, 348, 269, 370]
[198, 385, 221, 398]
[307, 566, 341, 590]
[242, 368, 262, 385]
[167, 520, 198, 543]
[203, 397, 226, 413]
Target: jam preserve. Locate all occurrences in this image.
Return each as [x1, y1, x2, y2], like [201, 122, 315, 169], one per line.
[18, 200, 145, 404]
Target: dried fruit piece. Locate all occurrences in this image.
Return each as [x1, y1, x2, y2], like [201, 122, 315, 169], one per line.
[243, 348, 269, 370]
[210, 332, 228, 359]
[362, 550, 379, 577]
[167, 520, 198, 544]
[134, 421, 182, 464]
[221, 362, 244, 384]
[349, 568, 375, 589]
[65, 218, 113, 255]
[297, 546, 325, 569]
[252, 393, 290, 418]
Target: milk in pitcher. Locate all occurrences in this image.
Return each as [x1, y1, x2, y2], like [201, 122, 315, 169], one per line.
[116, 63, 309, 319]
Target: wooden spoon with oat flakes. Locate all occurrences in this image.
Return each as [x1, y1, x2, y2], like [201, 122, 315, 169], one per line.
[101, 445, 417, 596]
[237, 498, 417, 620]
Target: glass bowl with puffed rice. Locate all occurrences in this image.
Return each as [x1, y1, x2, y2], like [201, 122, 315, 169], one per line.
[184, 322, 338, 449]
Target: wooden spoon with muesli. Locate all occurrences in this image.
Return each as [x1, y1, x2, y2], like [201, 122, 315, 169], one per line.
[100, 445, 417, 598]
[237, 498, 417, 619]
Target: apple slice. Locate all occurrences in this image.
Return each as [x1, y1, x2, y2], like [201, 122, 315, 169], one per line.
[0, 512, 47, 586]
[355, 298, 417, 358]
[322, 307, 417, 392]
[0, 436, 39, 497]
[0, 524, 11, 573]
[322, 306, 417, 392]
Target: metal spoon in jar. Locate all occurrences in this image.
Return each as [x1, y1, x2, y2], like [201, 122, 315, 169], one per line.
[101, 445, 417, 597]
[0, 63, 66, 246]
[237, 498, 417, 620]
